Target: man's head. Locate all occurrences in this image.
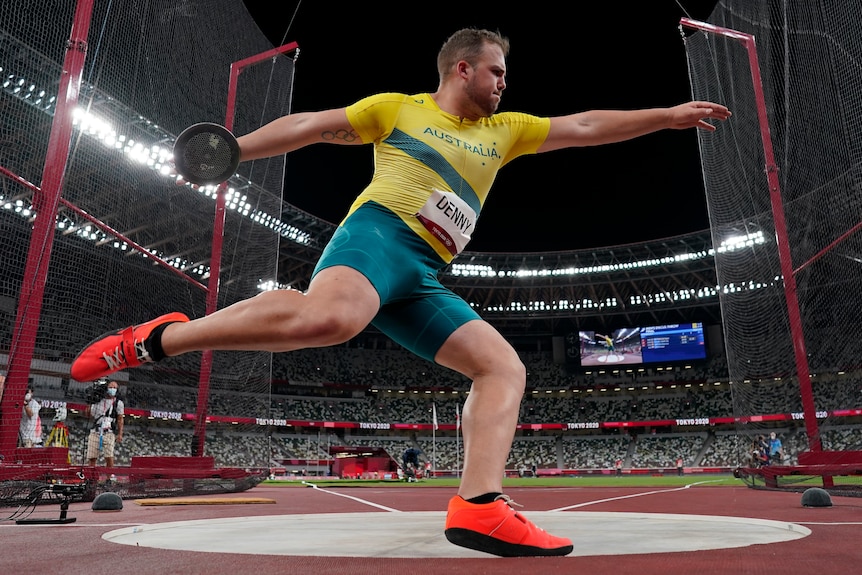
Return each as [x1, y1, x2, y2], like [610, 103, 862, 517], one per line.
[437, 28, 510, 118]
[437, 28, 509, 80]
[107, 381, 119, 397]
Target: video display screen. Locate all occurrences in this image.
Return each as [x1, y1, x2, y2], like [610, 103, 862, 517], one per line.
[640, 323, 706, 363]
[578, 328, 642, 367]
[577, 323, 706, 367]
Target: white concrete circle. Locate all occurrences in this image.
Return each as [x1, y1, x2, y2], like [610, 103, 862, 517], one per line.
[103, 511, 810, 558]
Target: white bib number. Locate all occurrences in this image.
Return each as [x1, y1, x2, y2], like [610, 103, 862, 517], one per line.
[415, 189, 476, 256]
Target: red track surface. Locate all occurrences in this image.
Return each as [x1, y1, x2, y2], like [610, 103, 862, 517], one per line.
[1, 484, 859, 574]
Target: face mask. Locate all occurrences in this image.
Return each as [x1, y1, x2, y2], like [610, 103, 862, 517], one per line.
[24, 393, 32, 401]
[107, 388, 117, 397]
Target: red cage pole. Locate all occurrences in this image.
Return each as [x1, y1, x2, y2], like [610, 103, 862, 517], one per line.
[0, 0, 96, 458]
[192, 42, 298, 459]
[681, 19, 824, 458]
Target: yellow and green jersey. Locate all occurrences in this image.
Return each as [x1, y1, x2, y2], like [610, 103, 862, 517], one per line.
[345, 92, 550, 261]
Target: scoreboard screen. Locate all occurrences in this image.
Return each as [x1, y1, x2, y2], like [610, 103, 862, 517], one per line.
[640, 323, 706, 363]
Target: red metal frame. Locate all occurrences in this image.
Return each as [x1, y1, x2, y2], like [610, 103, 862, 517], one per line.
[0, 0, 96, 458]
[681, 19, 825, 478]
[0, 0, 298, 462]
[193, 41, 298, 457]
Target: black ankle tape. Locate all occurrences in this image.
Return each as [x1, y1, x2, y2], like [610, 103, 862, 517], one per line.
[146, 323, 172, 361]
[466, 492, 502, 505]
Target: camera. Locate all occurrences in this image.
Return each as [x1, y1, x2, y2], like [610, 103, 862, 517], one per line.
[47, 483, 86, 497]
[86, 380, 108, 404]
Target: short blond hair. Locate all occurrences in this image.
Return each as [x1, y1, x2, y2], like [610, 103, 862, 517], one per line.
[437, 28, 509, 80]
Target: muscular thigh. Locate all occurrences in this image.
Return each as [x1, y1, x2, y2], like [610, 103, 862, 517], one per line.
[313, 202, 431, 303]
[373, 281, 480, 363]
[315, 201, 481, 362]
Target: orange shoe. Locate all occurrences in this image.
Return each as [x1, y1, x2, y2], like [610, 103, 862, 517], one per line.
[445, 494, 573, 557]
[71, 312, 189, 381]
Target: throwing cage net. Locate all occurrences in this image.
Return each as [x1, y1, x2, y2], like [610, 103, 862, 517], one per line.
[1, 0, 300, 504]
[682, 1, 862, 495]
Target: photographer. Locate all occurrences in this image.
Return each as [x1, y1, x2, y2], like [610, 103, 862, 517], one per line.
[85, 380, 124, 467]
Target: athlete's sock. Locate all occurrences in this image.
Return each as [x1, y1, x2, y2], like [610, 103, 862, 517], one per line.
[146, 323, 172, 361]
[466, 492, 503, 505]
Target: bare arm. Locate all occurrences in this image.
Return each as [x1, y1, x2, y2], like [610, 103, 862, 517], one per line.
[538, 101, 731, 153]
[237, 108, 362, 161]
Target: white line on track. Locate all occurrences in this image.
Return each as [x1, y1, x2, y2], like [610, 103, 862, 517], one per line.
[796, 521, 862, 525]
[0, 522, 148, 528]
[547, 480, 725, 512]
[301, 481, 403, 512]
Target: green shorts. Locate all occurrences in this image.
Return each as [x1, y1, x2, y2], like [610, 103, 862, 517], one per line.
[313, 201, 480, 362]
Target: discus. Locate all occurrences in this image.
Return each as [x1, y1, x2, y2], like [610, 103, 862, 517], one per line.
[173, 122, 241, 186]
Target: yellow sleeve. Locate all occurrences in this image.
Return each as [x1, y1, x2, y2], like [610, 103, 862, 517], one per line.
[495, 112, 551, 166]
[345, 92, 410, 144]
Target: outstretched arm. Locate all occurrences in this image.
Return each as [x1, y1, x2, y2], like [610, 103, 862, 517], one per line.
[237, 108, 362, 161]
[538, 101, 731, 153]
